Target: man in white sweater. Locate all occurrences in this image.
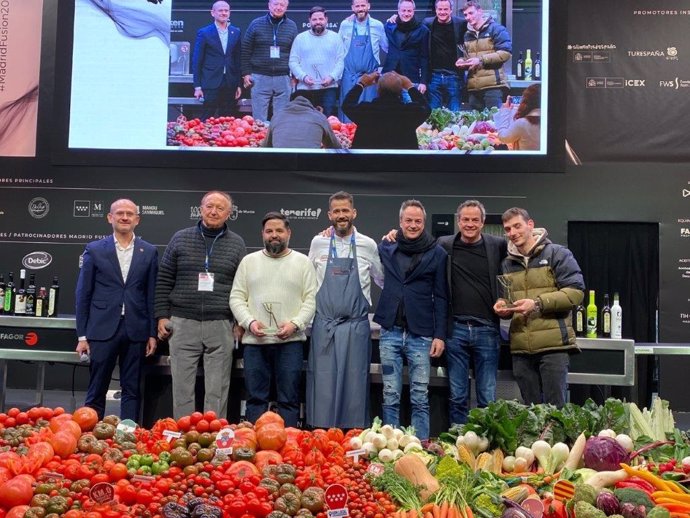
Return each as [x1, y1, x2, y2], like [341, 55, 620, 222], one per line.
[288, 6, 345, 117]
[230, 212, 317, 426]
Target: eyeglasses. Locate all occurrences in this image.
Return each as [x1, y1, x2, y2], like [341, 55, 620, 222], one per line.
[203, 204, 229, 213]
[112, 211, 138, 218]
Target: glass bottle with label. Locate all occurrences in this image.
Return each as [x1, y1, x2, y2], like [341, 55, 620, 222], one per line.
[573, 302, 586, 337]
[14, 269, 27, 316]
[25, 273, 37, 317]
[611, 292, 623, 339]
[4, 272, 14, 314]
[524, 49, 533, 80]
[601, 293, 611, 338]
[534, 51, 541, 80]
[35, 287, 48, 317]
[0, 274, 5, 315]
[48, 276, 60, 317]
[586, 289, 597, 338]
[516, 51, 524, 80]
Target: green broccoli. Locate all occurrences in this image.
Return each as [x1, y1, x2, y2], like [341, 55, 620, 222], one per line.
[613, 488, 655, 512]
[574, 501, 606, 518]
[566, 484, 600, 515]
[471, 492, 505, 518]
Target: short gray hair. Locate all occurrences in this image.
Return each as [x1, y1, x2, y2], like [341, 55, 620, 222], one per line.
[456, 200, 486, 221]
[398, 0, 415, 8]
[399, 199, 426, 220]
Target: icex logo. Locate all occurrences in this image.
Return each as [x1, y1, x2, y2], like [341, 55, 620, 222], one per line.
[539, 259, 549, 265]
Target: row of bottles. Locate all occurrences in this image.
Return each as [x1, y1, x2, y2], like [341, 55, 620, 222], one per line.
[516, 49, 541, 81]
[573, 290, 622, 339]
[0, 270, 60, 317]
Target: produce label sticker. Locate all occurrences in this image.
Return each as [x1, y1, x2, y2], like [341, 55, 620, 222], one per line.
[163, 429, 182, 442]
[367, 463, 385, 477]
[215, 427, 235, 455]
[325, 484, 349, 513]
[346, 448, 366, 463]
[132, 474, 156, 484]
[90, 482, 115, 504]
[553, 480, 575, 501]
[42, 472, 64, 479]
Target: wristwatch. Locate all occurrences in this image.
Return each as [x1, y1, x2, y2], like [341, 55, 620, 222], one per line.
[533, 298, 543, 313]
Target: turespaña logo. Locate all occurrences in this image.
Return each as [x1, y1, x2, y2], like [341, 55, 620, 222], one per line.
[668, 47, 678, 57]
[22, 251, 53, 270]
[74, 200, 90, 217]
[28, 198, 49, 219]
[279, 208, 322, 220]
[627, 47, 679, 61]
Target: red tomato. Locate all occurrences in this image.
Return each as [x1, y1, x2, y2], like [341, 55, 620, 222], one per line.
[0, 474, 35, 508]
[209, 419, 223, 432]
[177, 415, 191, 432]
[6, 506, 30, 518]
[196, 419, 210, 433]
[6, 408, 19, 418]
[190, 412, 203, 425]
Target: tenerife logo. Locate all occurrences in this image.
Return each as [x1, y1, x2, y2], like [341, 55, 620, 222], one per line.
[279, 208, 322, 220]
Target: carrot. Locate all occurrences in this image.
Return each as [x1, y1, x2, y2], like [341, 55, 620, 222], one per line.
[409, 509, 419, 518]
[421, 503, 435, 514]
[439, 501, 449, 518]
[653, 492, 690, 504]
[432, 504, 441, 518]
[658, 503, 690, 513]
[425, 511, 434, 518]
[465, 506, 474, 518]
[447, 505, 457, 518]
[669, 513, 690, 518]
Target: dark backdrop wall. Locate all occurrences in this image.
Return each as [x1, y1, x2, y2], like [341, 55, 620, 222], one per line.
[1, 0, 689, 356]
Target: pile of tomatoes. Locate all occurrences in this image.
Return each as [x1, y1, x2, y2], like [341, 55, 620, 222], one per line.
[0, 406, 399, 518]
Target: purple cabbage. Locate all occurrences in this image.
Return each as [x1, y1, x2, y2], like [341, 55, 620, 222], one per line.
[584, 436, 630, 472]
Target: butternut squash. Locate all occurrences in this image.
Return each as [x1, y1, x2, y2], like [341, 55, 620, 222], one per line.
[394, 453, 440, 500]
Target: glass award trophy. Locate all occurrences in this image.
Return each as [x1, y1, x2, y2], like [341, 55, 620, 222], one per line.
[261, 302, 281, 335]
[497, 275, 516, 308]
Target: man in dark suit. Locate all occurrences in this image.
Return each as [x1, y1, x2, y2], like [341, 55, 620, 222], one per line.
[192, 1, 242, 119]
[374, 200, 447, 441]
[76, 199, 158, 421]
[342, 71, 430, 149]
[437, 200, 507, 425]
[383, 0, 430, 94]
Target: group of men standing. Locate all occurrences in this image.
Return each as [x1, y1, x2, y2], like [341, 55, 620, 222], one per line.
[191, 0, 513, 124]
[76, 190, 584, 439]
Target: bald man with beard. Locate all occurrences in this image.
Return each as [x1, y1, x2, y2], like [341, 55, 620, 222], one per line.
[342, 71, 430, 149]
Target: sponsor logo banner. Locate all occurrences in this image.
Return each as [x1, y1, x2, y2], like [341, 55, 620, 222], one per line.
[22, 251, 53, 269]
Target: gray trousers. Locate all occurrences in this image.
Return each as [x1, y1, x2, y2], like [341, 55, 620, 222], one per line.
[168, 317, 233, 419]
[511, 351, 569, 406]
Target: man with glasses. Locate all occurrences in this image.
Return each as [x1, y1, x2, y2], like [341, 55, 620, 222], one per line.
[156, 191, 246, 418]
[75, 199, 158, 421]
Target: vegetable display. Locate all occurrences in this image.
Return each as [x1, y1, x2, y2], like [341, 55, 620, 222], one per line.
[2, 399, 690, 518]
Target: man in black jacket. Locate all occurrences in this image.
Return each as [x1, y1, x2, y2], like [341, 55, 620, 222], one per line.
[155, 191, 246, 419]
[342, 71, 430, 149]
[437, 200, 507, 425]
[241, 0, 298, 122]
[422, 0, 467, 111]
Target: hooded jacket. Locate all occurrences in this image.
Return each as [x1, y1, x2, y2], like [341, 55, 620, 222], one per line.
[500, 228, 584, 354]
[463, 16, 511, 92]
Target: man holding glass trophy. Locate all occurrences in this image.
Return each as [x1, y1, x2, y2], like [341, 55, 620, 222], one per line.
[289, 6, 345, 117]
[230, 212, 317, 427]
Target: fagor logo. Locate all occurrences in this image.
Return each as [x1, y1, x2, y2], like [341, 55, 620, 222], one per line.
[22, 251, 53, 270]
[25, 332, 39, 346]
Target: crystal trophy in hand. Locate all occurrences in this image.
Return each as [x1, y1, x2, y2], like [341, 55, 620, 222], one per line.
[261, 302, 281, 335]
[312, 64, 323, 86]
[497, 275, 516, 309]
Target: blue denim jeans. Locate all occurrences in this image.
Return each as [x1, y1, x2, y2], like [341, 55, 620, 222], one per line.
[468, 88, 504, 111]
[295, 88, 338, 117]
[428, 71, 462, 111]
[512, 352, 569, 406]
[445, 321, 500, 425]
[379, 326, 431, 440]
[243, 341, 303, 427]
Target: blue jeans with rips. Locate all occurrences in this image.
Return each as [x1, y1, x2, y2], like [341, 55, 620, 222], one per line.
[445, 321, 500, 425]
[428, 71, 463, 111]
[379, 326, 432, 440]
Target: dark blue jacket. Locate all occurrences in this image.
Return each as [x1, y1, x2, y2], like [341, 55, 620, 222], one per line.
[192, 23, 242, 90]
[374, 240, 448, 339]
[76, 236, 158, 341]
[382, 21, 430, 85]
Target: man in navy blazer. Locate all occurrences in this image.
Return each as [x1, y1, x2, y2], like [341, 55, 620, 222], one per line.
[76, 199, 158, 421]
[192, 1, 242, 119]
[373, 200, 447, 441]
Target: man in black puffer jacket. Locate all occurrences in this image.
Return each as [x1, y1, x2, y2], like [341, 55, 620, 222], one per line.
[155, 191, 246, 419]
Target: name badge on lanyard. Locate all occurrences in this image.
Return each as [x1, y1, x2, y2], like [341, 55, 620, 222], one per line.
[198, 272, 215, 291]
[270, 45, 280, 58]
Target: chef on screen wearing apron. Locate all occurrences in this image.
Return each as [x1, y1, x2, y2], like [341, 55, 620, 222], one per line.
[307, 191, 384, 429]
[338, 0, 388, 122]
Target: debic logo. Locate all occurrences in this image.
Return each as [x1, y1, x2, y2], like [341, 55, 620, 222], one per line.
[22, 251, 53, 270]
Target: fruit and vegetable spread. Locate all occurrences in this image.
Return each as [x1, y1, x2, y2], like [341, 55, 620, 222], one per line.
[165, 108, 502, 152]
[2, 398, 690, 518]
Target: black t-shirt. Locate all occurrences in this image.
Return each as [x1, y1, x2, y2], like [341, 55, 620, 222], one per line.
[451, 237, 495, 322]
[430, 20, 458, 72]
